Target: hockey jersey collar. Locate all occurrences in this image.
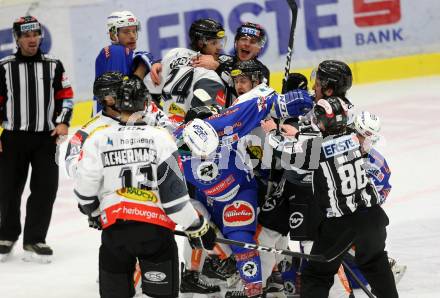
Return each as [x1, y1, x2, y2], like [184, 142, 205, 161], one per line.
[15, 48, 44, 62]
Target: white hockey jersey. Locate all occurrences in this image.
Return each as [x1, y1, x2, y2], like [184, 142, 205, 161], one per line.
[145, 48, 225, 124]
[73, 122, 199, 230]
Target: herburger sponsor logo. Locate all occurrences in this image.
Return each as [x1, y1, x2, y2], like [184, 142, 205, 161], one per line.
[223, 201, 255, 226]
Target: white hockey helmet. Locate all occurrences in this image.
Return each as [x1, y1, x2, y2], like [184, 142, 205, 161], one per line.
[354, 111, 381, 144]
[183, 118, 219, 157]
[107, 11, 140, 36]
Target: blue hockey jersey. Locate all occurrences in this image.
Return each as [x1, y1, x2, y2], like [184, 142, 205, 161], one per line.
[94, 44, 154, 113]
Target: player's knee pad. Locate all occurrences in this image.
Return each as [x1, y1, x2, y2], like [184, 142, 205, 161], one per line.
[139, 257, 178, 297]
[99, 269, 135, 298]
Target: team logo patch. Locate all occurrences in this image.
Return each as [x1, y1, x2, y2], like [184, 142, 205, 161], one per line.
[257, 96, 266, 112]
[116, 187, 158, 203]
[104, 46, 110, 58]
[144, 271, 167, 282]
[284, 281, 295, 294]
[242, 261, 258, 278]
[196, 161, 219, 182]
[61, 72, 71, 88]
[289, 212, 304, 229]
[216, 89, 226, 106]
[70, 133, 83, 146]
[223, 201, 255, 226]
[248, 145, 263, 160]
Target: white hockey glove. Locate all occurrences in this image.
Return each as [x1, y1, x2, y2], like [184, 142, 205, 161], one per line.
[183, 118, 219, 156]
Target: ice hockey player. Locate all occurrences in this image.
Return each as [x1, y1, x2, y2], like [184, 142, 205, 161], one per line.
[65, 71, 174, 178]
[146, 18, 226, 124]
[192, 22, 270, 106]
[269, 95, 399, 298]
[94, 10, 157, 114]
[175, 79, 312, 297]
[73, 76, 217, 298]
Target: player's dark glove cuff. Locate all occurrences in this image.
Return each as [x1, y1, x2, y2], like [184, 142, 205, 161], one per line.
[88, 216, 102, 230]
[185, 215, 216, 250]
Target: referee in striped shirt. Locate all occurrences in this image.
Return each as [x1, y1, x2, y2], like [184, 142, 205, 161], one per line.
[0, 16, 74, 261]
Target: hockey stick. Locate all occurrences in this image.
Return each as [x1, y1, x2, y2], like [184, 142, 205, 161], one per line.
[174, 229, 354, 263]
[282, 0, 298, 94]
[341, 260, 375, 298]
[265, 0, 298, 198]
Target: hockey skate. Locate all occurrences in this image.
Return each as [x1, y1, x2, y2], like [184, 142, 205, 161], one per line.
[389, 257, 407, 284]
[180, 264, 221, 298]
[22, 243, 53, 264]
[264, 271, 286, 298]
[0, 240, 15, 262]
[202, 255, 240, 287]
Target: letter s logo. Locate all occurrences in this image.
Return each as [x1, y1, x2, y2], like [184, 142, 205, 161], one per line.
[354, 0, 401, 27]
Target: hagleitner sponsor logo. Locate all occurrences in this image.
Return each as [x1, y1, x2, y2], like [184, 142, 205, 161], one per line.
[102, 147, 157, 167]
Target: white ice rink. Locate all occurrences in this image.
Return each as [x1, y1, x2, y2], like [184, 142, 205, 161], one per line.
[1, 76, 440, 297]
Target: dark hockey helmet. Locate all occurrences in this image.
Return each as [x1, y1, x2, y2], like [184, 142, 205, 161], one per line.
[313, 96, 349, 135]
[12, 16, 42, 40]
[116, 76, 150, 113]
[231, 60, 264, 84]
[285, 72, 308, 92]
[189, 18, 225, 50]
[314, 60, 352, 96]
[93, 72, 125, 106]
[235, 22, 267, 47]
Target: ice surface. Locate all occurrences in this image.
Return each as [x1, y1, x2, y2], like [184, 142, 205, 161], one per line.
[1, 76, 439, 297]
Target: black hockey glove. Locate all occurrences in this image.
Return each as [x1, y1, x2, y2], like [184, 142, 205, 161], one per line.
[88, 215, 102, 230]
[286, 72, 308, 91]
[185, 215, 216, 250]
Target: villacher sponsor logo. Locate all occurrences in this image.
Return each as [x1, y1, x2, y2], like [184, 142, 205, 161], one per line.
[103, 147, 157, 167]
[223, 200, 255, 226]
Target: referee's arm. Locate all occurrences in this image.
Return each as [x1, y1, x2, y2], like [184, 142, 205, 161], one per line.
[51, 61, 74, 137]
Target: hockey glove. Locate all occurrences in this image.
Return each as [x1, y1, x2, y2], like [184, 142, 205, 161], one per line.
[88, 216, 102, 230]
[185, 215, 216, 250]
[286, 73, 308, 91]
[271, 89, 313, 119]
[87, 209, 102, 230]
[182, 118, 219, 156]
[132, 51, 154, 72]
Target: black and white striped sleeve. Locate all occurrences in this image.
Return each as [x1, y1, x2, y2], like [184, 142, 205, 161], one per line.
[157, 150, 198, 229]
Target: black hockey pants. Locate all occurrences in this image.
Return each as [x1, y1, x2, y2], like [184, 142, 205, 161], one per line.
[99, 221, 179, 298]
[300, 205, 399, 298]
[0, 130, 58, 245]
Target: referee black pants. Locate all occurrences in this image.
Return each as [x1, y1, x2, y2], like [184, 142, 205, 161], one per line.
[300, 205, 399, 298]
[0, 130, 58, 245]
